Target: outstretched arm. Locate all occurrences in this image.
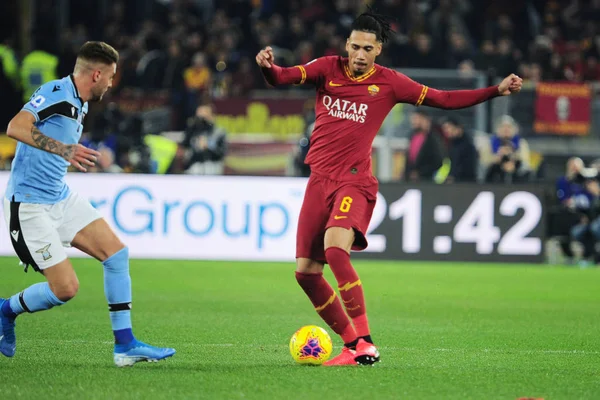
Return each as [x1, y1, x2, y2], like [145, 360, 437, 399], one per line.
[260, 64, 306, 87]
[394, 73, 523, 110]
[421, 85, 500, 110]
[7, 110, 101, 172]
[257, 46, 300, 86]
[257, 46, 329, 86]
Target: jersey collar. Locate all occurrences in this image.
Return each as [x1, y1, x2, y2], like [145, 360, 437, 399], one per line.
[69, 74, 85, 105]
[344, 61, 377, 82]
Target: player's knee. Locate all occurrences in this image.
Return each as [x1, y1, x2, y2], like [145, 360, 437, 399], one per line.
[324, 227, 354, 252]
[101, 241, 127, 262]
[296, 258, 324, 274]
[43, 259, 79, 301]
[52, 278, 79, 301]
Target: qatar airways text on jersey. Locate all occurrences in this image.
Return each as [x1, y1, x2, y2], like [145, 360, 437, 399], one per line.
[322, 95, 368, 123]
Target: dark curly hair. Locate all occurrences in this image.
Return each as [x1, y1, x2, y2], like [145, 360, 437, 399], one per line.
[350, 9, 395, 43]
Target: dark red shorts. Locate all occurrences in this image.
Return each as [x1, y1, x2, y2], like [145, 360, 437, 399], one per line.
[296, 173, 378, 262]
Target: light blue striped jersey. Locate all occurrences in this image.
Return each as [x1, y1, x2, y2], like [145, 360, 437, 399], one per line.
[6, 75, 88, 204]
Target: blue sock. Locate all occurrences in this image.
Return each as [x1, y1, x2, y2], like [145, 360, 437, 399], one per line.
[6, 282, 65, 317]
[103, 247, 134, 345]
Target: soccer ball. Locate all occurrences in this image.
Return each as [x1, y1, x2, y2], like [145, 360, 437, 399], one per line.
[289, 325, 333, 365]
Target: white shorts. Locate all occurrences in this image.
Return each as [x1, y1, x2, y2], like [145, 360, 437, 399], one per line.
[3, 191, 101, 271]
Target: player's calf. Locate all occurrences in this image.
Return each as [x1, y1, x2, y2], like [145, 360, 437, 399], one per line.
[0, 282, 67, 358]
[0, 260, 75, 358]
[99, 246, 177, 366]
[73, 223, 177, 365]
[102, 247, 134, 343]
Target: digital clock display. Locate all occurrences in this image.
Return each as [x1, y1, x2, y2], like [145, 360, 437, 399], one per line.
[355, 184, 546, 263]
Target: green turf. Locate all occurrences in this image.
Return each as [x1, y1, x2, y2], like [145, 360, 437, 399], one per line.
[0, 257, 599, 400]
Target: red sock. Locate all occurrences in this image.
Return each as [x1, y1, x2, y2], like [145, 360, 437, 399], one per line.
[295, 271, 357, 344]
[325, 247, 370, 337]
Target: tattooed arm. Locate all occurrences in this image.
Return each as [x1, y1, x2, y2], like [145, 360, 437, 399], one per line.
[7, 110, 100, 172]
[30, 126, 76, 160]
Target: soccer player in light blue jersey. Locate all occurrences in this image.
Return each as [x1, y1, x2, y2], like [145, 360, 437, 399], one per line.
[0, 42, 175, 367]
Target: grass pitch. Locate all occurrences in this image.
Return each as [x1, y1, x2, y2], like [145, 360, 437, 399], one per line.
[0, 257, 599, 399]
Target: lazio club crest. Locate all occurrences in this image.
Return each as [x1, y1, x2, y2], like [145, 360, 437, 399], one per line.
[36, 244, 52, 261]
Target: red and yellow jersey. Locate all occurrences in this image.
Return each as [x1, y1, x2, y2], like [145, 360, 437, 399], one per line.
[262, 56, 498, 181]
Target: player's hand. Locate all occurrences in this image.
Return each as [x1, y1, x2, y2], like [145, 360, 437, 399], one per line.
[498, 74, 523, 96]
[63, 144, 101, 172]
[256, 46, 274, 68]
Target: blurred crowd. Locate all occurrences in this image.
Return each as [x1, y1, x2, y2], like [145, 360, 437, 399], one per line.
[92, 0, 600, 99]
[1, 0, 600, 176]
[2, 0, 600, 127]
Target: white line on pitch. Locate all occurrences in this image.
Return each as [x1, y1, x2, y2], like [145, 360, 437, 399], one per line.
[24, 340, 600, 355]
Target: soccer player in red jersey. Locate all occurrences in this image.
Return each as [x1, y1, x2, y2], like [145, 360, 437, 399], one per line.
[256, 12, 522, 366]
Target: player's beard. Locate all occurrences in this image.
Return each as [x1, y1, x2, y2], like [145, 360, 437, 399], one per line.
[90, 87, 106, 102]
[351, 61, 369, 77]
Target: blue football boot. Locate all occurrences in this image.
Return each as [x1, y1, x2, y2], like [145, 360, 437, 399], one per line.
[113, 339, 176, 367]
[0, 298, 16, 357]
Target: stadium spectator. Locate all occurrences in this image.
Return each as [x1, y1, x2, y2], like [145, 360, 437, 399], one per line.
[495, 37, 520, 78]
[485, 13, 516, 45]
[566, 173, 600, 266]
[95, 146, 124, 174]
[441, 117, 478, 183]
[288, 15, 309, 51]
[549, 157, 594, 263]
[429, 0, 471, 53]
[57, 28, 84, 79]
[291, 99, 317, 178]
[457, 59, 476, 81]
[184, 52, 212, 118]
[484, 115, 531, 184]
[113, 36, 145, 92]
[582, 54, 600, 81]
[474, 40, 498, 74]
[84, 107, 155, 175]
[80, 103, 122, 173]
[230, 58, 259, 97]
[406, 33, 443, 69]
[20, 40, 58, 102]
[556, 158, 589, 209]
[118, 115, 155, 174]
[183, 103, 227, 175]
[163, 39, 187, 130]
[404, 109, 446, 182]
[446, 31, 474, 69]
[529, 62, 543, 83]
[546, 52, 569, 80]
